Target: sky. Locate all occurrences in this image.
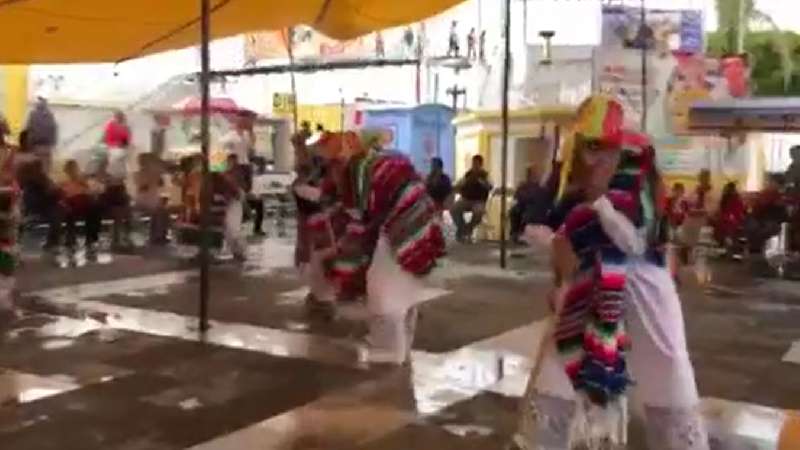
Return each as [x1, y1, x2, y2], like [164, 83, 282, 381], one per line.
[28, 0, 800, 109]
[522, 0, 800, 45]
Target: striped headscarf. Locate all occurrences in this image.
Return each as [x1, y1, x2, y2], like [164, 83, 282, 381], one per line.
[553, 95, 634, 407]
[310, 151, 445, 300]
[613, 130, 669, 261]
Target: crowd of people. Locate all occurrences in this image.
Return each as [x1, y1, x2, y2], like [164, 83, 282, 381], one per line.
[664, 158, 800, 264]
[13, 106, 159, 254]
[0, 102, 273, 268]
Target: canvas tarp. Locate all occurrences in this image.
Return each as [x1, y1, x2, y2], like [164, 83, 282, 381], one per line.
[0, 0, 463, 63]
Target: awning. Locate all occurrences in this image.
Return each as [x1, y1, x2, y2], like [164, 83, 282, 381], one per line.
[689, 98, 800, 133]
[0, 0, 463, 64]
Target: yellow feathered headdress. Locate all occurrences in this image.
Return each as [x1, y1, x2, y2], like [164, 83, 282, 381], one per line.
[557, 94, 625, 200]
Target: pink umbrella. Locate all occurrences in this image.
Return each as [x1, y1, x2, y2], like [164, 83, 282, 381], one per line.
[172, 96, 255, 116]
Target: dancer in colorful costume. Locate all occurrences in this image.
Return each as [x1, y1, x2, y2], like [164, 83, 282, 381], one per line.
[519, 95, 708, 449]
[310, 131, 445, 364]
[292, 131, 337, 316]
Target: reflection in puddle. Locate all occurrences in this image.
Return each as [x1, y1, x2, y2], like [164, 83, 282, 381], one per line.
[242, 239, 296, 276]
[285, 321, 310, 332]
[442, 424, 494, 437]
[410, 348, 529, 416]
[41, 338, 75, 350]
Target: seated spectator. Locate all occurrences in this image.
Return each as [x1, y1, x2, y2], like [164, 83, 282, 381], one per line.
[14, 130, 64, 252]
[745, 174, 787, 252]
[450, 154, 492, 242]
[425, 157, 452, 215]
[134, 153, 170, 245]
[59, 160, 102, 252]
[92, 157, 133, 250]
[714, 182, 746, 249]
[510, 164, 551, 243]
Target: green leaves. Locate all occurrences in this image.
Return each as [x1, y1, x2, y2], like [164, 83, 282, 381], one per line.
[710, 0, 797, 95]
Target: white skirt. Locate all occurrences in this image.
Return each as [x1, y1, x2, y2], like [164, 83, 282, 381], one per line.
[300, 248, 336, 303]
[366, 235, 430, 317]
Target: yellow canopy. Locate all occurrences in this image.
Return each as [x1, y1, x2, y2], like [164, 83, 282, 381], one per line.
[0, 0, 463, 63]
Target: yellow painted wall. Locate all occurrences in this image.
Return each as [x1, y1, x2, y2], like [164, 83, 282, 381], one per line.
[1, 65, 29, 138]
[295, 104, 345, 132]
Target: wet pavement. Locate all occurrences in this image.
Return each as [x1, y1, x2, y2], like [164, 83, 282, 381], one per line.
[3, 238, 800, 449]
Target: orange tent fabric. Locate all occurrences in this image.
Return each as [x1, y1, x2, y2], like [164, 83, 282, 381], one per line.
[0, 0, 463, 63]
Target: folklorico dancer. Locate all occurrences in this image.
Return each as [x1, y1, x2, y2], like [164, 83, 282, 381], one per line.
[308, 131, 445, 365]
[292, 131, 337, 317]
[515, 95, 708, 449]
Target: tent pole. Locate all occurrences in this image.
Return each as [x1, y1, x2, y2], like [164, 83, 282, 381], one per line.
[500, 0, 511, 269]
[198, 0, 211, 335]
[640, 0, 648, 132]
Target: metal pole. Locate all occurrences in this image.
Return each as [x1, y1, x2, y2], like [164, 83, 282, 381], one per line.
[640, 0, 647, 132]
[198, 0, 211, 334]
[500, 0, 511, 269]
[736, 0, 746, 54]
[416, 58, 422, 104]
[286, 27, 299, 131]
[523, 0, 528, 43]
[340, 88, 345, 131]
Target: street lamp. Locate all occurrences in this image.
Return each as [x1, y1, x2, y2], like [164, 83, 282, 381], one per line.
[539, 30, 555, 65]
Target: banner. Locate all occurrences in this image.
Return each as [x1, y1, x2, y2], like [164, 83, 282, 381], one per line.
[600, 6, 703, 55]
[598, 6, 705, 131]
[244, 25, 422, 64]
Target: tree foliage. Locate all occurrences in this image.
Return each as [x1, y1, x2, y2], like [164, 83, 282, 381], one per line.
[707, 30, 800, 96]
[710, 0, 795, 94]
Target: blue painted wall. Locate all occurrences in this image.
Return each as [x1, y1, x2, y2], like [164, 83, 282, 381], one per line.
[363, 104, 455, 176]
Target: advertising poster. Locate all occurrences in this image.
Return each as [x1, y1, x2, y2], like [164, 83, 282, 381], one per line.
[598, 5, 705, 132]
[598, 5, 752, 184]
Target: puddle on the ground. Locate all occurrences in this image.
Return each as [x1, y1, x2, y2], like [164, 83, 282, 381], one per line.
[32, 271, 195, 303]
[36, 315, 105, 339]
[700, 398, 787, 448]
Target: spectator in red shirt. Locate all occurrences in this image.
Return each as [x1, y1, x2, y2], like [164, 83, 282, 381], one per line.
[666, 182, 689, 230]
[714, 182, 746, 247]
[103, 110, 131, 149]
